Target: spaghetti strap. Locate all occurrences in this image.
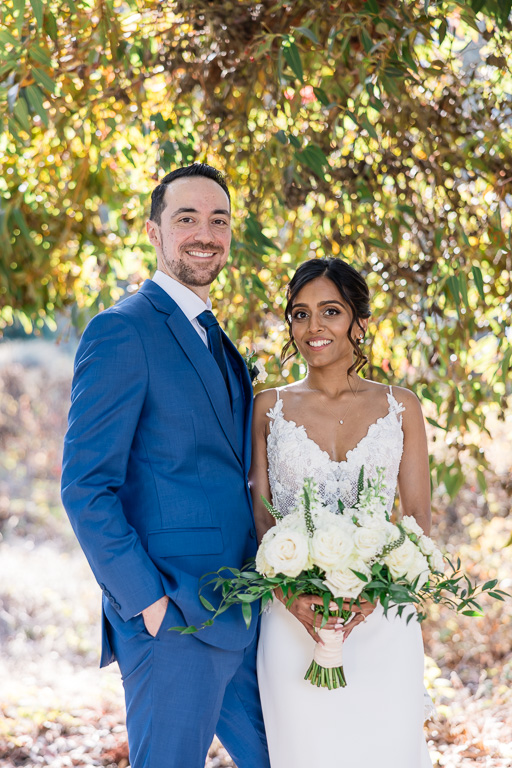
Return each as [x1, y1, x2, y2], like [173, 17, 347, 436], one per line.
[388, 385, 393, 395]
[266, 389, 284, 421]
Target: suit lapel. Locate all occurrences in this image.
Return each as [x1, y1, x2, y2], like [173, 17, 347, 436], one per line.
[139, 281, 242, 466]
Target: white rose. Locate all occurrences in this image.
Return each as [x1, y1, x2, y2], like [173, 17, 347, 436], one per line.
[384, 537, 428, 586]
[353, 524, 390, 562]
[401, 515, 424, 539]
[310, 518, 355, 571]
[323, 559, 370, 599]
[429, 547, 445, 574]
[255, 542, 275, 577]
[264, 528, 311, 578]
[418, 534, 436, 557]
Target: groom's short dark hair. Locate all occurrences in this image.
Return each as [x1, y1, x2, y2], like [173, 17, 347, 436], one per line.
[149, 163, 231, 224]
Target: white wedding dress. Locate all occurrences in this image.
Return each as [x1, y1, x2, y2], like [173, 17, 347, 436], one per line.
[257, 387, 433, 768]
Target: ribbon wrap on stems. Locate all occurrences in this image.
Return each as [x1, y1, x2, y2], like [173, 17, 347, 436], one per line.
[304, 628, 347, 689]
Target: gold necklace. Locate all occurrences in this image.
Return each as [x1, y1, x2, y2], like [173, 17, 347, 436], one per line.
[304, 376, 361, 426]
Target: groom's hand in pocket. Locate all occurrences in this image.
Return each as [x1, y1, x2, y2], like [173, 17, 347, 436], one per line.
[142, 595, 169, 637]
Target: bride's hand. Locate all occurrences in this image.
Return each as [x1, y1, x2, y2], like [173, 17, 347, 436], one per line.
[341, 599, 376, 639]
[275, 590, 340, 644]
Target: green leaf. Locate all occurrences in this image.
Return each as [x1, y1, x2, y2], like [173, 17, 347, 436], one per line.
[458, 274, 469, 308]
[199, 594, 215, 612]
[313, 87, 331, 107]
[30, 0, 44, 30]
[25, 84, 48, 127]
[351, 569, 369, 582]
[12, 0, 26, 13]
[294, 25, 319, 45]
[361, 29, 373, 54]
[13, 97, 31, 132]
[45, 10, 58, 42]
[471, 0, 486, 12]
[241, 601, 252, 628]
[472, 265, 485, 301]
[282, 37, 303, 82]
[446, 275, 460, 306]
[297, 144, 329, 179]
[438, 18, 448, 44]
[29, 46, 52, 67]
[360, 116, 378, 140]
[275, 129, 287, 144]
[363, 0, 379, 13]
[32, 67, 55, 93]
[0, 30, 20, 47]
[461, 609, 483, 617]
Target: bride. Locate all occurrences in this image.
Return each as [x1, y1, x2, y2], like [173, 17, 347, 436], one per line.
[249, 258, 433, 767]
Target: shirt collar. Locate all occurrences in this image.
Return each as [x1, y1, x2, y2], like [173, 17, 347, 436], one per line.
[152, 270, 212, 321]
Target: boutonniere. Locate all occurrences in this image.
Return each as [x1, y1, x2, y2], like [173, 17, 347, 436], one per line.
[244, 349, 268, 385]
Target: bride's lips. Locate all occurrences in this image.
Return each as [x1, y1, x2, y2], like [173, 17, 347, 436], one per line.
[306, 338, 333, 349]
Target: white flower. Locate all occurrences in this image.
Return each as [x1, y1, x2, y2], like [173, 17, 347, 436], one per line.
[323, 559, 370, 599]
[429, 547, 445, 574]
[255, 541, 276, 577]
[401, 515, 424, 539]
[264, 527, 311, 578]
[384, 537, 429, 587]
[310, 517, 355, 571]
[253, 359, 268, 384]
[418, 534, 436, 557]
[353, 523, 390, 562]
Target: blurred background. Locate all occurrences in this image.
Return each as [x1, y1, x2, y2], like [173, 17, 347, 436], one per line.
[1, 0, 511, 766]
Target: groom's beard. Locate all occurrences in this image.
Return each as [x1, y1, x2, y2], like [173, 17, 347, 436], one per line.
[162, 240, 226, 287]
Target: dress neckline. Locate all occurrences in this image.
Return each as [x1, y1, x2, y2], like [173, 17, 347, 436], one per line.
[267, 391, 404, 467]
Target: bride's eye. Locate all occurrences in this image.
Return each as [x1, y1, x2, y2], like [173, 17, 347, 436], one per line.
[324, 307, 340, 316]
[292, 310, 308, 320]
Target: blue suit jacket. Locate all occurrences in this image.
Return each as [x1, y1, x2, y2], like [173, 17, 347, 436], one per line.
[61, 280, 258, 665]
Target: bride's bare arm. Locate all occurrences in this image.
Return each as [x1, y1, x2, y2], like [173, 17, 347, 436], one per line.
[397, 388, 432, 535]
[249, 390, 278, 542]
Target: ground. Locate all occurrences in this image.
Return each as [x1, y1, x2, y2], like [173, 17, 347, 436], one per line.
[0, 340, 510, 767]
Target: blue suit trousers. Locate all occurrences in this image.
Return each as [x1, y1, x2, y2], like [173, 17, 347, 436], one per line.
[107, 604, 270, 768]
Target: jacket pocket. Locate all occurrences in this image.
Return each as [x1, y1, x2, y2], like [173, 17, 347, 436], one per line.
[147, 527, 224, 558]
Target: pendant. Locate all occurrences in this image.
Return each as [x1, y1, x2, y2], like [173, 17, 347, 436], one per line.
[339, 419, 344, 425]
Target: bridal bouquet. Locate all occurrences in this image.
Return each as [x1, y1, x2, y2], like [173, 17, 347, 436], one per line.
[175, 468, 507, 690]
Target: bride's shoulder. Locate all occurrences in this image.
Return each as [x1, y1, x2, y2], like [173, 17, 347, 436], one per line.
[361, 379, 422, 410]
[253, 387, 280, 419]
[253, 383, 298, 419]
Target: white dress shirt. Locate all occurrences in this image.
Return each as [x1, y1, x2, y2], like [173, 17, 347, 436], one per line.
[152, 270, 212, 346]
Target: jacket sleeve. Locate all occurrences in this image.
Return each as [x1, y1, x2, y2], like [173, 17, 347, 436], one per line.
[61, 310, 166, 621]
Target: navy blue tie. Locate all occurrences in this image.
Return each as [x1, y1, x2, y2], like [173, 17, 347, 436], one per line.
[197, 310, 230, 390]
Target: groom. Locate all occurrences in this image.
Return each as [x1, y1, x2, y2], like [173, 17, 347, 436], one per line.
[61, 164, 269, 768]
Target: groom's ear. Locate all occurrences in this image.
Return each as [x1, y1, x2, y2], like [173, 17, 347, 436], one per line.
[146, 219, 161, 247]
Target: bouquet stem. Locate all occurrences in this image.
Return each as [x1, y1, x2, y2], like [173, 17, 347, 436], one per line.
[304, 627, 346, 689]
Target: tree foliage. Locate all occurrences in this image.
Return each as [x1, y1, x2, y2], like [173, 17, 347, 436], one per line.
[1, 0, 512, 495]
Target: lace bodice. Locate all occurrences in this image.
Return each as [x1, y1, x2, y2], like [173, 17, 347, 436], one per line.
[266, 386, 405, 517]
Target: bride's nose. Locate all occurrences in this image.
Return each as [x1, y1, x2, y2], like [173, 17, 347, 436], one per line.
[308, 312, 325, 332]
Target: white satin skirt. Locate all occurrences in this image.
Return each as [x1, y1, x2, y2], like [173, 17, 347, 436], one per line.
[257, 599, 433, 768]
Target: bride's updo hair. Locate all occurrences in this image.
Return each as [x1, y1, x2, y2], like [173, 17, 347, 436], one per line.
[282, 258, 371, 374]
